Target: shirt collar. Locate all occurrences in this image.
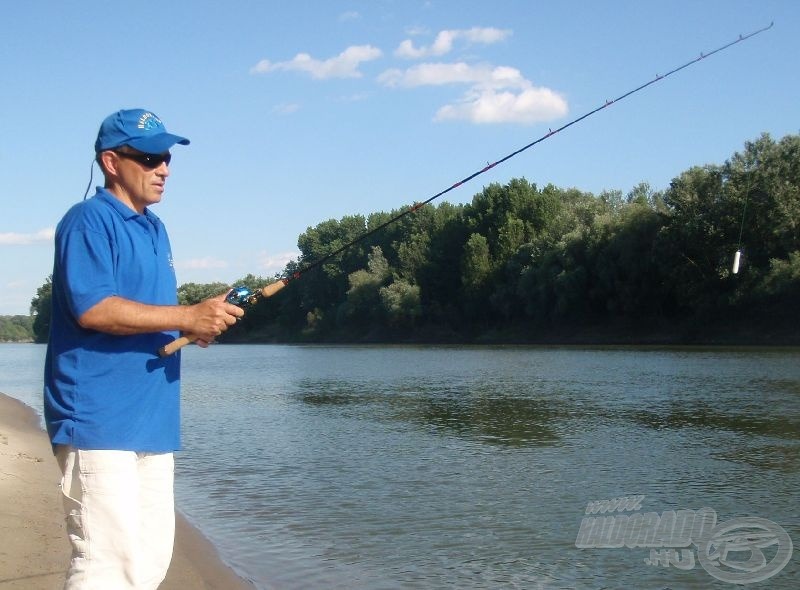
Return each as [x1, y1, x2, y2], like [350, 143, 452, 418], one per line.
[94, 187, 154, 222]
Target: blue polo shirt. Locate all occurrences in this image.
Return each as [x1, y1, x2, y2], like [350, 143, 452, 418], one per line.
[44, 188, 181, 452]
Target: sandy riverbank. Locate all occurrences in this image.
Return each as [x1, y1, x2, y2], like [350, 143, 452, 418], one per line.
[0, 392, 256, 590]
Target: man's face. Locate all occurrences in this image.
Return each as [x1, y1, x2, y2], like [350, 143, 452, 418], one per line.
[107, 148, 172, 213]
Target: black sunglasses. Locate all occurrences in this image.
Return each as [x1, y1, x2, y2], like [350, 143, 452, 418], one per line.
[113, 150, 172, 169]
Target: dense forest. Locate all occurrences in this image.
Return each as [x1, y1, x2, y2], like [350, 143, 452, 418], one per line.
[16, 132, 800, 345]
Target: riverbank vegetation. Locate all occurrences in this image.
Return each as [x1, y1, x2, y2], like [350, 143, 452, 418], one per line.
[0, 316, 33, 342]
[20, 132, 800, 345]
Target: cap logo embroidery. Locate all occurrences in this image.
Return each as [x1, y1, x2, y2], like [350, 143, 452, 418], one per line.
[138, 112, 163, 132]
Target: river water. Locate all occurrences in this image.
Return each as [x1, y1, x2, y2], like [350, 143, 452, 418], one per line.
[1, 343, 798, 589]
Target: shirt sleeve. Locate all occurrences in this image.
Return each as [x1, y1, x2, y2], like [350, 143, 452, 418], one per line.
[57, 227, 118, 319]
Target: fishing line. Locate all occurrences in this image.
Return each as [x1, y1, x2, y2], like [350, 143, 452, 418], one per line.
[732, 166, 753, 275]
[732, 189, 749, 275]
[159, 22, 774, 357]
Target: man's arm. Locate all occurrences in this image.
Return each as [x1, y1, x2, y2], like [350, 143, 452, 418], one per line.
[78, 291, 244, 343]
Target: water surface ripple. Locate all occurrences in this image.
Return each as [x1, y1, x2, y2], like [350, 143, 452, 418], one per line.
[2, 344, 797, 589]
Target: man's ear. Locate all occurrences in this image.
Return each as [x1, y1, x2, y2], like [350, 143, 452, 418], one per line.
[98, 150, 118, 176]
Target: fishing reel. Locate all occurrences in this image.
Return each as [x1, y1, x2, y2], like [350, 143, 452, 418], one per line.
[225, 285, 261, 308]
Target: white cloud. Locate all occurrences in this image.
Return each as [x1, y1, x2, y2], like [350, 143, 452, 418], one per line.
[0, 228, 55, 245]
[378, 62, 527, 89]
[394, 40, 429, 60]
[436, 87, 568, 124]
[378, 62, 567, 125]
[251, 45, 383, 79]
[273, 102, 301, 115]
[249, 25, 562, 126]
[338, 11, 360, 22]
[258, 250, 299, 275]
[395, 27, 511, 59]
[404, 25, 429, 37]
[176, 257, 229, 271]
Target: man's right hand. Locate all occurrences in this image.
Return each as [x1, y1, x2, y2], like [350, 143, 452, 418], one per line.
[188, 291, 245, 346]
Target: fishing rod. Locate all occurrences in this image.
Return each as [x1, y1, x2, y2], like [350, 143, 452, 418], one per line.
[158, 22, 773, 358]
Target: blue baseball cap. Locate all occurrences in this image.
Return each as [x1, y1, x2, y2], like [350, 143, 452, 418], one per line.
[94, 109, 190, 154]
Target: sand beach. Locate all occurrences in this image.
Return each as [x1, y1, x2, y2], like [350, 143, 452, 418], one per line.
[0, 392, 256, 590]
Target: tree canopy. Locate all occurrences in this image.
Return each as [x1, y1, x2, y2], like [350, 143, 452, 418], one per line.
[22, 132, 800, 345]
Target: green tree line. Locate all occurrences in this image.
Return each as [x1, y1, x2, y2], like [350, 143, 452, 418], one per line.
[0, 315, 33, 342]
[23, 132, 800, 344]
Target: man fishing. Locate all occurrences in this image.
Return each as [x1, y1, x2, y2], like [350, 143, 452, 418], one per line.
[43, 108, 243, 589]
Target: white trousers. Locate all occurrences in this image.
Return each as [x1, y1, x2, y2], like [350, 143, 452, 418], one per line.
[56, 446, 175, 590]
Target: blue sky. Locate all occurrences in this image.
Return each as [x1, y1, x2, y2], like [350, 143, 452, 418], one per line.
[1, 1, 797, 315]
